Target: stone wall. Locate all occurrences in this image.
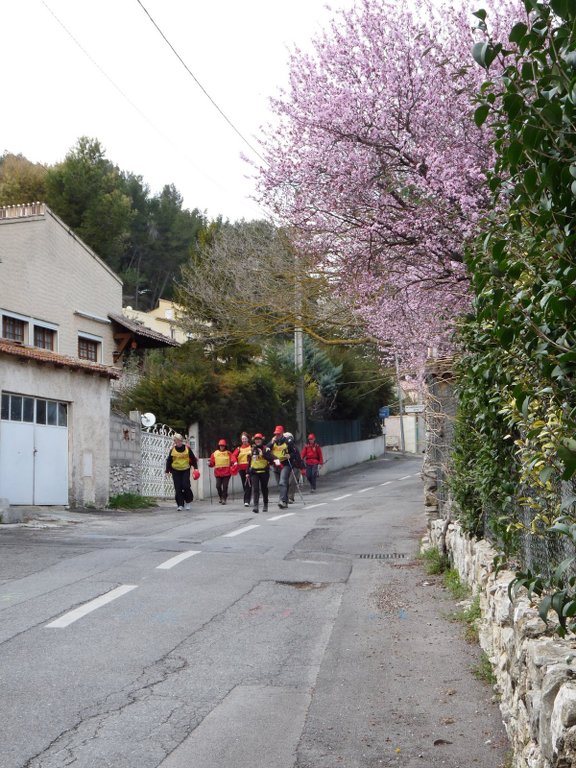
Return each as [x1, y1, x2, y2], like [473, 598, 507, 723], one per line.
[427, 519, 576, 768]
[109, 412, 141, 498]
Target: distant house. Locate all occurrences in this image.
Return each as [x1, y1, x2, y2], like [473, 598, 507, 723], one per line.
[0, 203, 175, 507]
[122, 299, 190, 344]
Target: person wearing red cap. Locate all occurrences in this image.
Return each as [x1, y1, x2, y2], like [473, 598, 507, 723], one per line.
[208, 438, 232, 504]
[301, 433, 324, 493]
[267, 425, 301, 509]
[165, 433, 199, 511]
[231, 432, 252, 507]
[247, 433, 274, 513]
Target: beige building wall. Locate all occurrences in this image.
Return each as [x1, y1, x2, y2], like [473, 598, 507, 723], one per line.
[123, 299, 188, 344]
[0, 206, 123, 364]
[1, 358, 112, 506]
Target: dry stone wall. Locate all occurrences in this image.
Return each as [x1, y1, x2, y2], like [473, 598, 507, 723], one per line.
[427, 519, 576, 768]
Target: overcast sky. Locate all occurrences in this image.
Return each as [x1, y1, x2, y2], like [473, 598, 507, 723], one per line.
[2, 0, 353, 221]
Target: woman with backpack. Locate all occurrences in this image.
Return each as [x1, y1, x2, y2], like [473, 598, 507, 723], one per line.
[300, 433, 324, 493]
[247, 433, 274, 513]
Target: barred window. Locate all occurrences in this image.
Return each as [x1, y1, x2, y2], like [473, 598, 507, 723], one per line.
[2, 316, 25, 343]
[78, 337, 99, 361]
[34, 326, 55, 350]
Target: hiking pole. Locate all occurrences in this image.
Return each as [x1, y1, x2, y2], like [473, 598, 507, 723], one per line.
[208, 470, 213, 505]
[287, 458, 306, 505]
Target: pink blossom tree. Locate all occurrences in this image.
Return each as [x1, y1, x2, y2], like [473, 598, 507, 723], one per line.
[256, 0, 520, 368]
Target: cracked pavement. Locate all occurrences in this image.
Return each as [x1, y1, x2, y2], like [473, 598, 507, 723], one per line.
[0, 456, 509, 767]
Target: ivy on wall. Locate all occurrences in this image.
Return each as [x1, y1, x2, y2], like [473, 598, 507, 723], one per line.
[451, 0, 576, 634]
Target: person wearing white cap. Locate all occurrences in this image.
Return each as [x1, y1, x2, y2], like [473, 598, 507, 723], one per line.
[165, 434, 198, 511]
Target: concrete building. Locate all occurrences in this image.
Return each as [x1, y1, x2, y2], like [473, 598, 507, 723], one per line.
[0, 203, 120, 507]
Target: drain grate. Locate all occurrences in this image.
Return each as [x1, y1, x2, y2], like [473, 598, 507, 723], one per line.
[358, 553, 409, 559]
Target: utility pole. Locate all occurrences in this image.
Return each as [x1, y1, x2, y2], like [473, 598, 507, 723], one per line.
[294, 326, 306, 444]
[394, 352, 406, 455]
[293, 242, 307, 444]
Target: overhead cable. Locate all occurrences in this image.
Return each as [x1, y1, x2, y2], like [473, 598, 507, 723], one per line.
[135, 0, 268, 165]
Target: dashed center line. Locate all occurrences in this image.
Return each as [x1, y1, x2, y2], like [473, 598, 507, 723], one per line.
[223, 524, 260, 537]
[268, 512, 295, 521]
[306, 502, 328, 509]
[380, 481, 392, 486]
[156, 551, 201, 570]
[359, 487, 375, 493]
[333, 494, 351, 501]
[399, 475, 412, 480]
[46, 585, 137, 629]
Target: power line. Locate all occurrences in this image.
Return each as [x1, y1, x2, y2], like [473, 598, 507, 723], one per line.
[135, 0, 268, 166]
[39, 0, 260, 211]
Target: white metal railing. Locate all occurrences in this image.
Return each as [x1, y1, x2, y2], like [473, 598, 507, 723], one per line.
[141, 423, 179, 498]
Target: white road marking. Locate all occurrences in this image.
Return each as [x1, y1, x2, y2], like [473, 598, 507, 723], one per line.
[223, 524, 260, 537]
[46, 585, 137, 629]
[305, 503, 327, 509]
[333, 494, 351, 501]
[268, 512, 296, 521]
[359, 487, 375, 493]
[156, 551, 201, 570]
[380, 481, 392, 486]
[399, 475, 412, 480]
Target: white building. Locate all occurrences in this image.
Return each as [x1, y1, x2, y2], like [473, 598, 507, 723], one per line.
[0, 203, 122, 506]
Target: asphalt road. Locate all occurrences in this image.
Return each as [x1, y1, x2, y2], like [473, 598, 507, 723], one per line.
[0, 455, 509, 768]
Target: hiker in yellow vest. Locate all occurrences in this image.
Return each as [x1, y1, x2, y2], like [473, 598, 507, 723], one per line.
[247, 433, 274, 513]
[165, 433, 199, 511]
[208, 438, 232, 504]
[231, 432, 252, 507]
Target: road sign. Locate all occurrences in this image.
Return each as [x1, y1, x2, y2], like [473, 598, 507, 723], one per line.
[378, 406, 390, 419]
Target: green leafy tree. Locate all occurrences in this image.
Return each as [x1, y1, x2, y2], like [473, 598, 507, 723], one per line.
[0, 152, 47, 205]
[45, 137, 133, 272]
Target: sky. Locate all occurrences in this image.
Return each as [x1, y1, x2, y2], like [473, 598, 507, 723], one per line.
[1, 0, 354, 222]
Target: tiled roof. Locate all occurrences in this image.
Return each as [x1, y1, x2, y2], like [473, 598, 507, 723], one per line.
[0, 339, 120, 378]
[109, 312, 179, 346]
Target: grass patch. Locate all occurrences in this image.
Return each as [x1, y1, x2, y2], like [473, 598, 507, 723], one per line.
[472, 651, 497, 686]
[443, 568, 470, 601]
[419, 547, 450, 575]
[108, 493, 158, 510]
[451, 594, 482, 642]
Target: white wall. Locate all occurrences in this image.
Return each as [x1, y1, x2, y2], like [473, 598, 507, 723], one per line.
[0, 208, 123, 364]
[191, 436, 386, 500]
[385, 414, 426, 454]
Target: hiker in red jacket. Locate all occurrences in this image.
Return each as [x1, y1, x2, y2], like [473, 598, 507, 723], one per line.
[208, 438, 232, 504]
[300, 433, 324, 493]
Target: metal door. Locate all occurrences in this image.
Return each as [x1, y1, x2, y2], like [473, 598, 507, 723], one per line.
[0, 393, 69, 505]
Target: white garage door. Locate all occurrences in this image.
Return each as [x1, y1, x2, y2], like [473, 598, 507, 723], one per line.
[0, 393, 69, 505]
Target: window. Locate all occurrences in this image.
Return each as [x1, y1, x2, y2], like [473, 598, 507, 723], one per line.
[23, 397, 34, 422]
[78, 337, 99, 361]
[2, 316, 25, 343]
[33, 326, 55, 350]
[0, 394, 67, 426]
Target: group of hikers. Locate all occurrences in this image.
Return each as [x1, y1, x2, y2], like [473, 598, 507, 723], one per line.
[165, 427, 324, 514]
